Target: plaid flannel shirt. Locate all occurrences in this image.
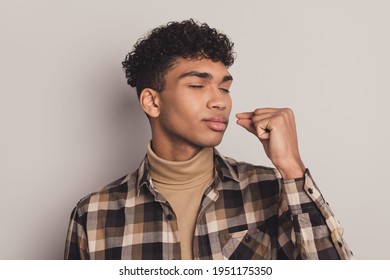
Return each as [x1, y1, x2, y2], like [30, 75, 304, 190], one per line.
[64, 149, 352, 260]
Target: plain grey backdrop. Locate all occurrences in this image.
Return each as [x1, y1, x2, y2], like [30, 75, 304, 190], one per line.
[1, 0, 389, 259]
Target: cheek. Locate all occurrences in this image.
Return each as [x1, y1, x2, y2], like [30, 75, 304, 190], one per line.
[225, 96, 233, 113]
[170, 96, 205, 120]
[160, 103, 196, 130]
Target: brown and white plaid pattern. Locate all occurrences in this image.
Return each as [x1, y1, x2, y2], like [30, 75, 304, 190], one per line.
[64, 150, 352, 260]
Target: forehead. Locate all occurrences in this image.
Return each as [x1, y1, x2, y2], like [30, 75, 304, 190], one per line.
[167, 58, 231, 80]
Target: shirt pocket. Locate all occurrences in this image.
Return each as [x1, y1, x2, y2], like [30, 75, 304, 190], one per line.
[219, 225, 271, 260]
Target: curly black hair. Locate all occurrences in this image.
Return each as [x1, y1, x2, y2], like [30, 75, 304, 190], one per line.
[122, 19, 235, 98]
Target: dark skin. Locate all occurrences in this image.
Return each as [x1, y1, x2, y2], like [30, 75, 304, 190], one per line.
[140, 58, 305, 179]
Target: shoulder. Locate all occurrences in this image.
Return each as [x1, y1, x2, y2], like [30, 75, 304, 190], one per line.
[74, 169, 138, 215]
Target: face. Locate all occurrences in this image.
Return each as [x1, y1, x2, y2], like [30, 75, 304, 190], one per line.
[152, 58, 233, 151]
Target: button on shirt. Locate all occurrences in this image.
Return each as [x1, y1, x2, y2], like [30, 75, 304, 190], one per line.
[64, 149, 352, 260]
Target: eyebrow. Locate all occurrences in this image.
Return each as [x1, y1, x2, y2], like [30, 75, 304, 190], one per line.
[178, 71, 233, 82]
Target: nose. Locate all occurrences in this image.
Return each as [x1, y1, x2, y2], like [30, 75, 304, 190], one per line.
[206, 87, 230, 111]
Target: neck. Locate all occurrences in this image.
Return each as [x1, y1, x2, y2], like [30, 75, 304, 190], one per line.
[147, 141, 214, 186]
[151, 139, 202, 161]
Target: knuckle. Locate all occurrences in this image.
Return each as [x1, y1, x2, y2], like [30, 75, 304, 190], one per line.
[275, 114, 285, 123]
[281, 108, 294, 118]
[254, 108, 262, 114]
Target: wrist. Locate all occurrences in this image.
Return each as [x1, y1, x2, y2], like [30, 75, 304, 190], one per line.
[276, 160, 306, 179]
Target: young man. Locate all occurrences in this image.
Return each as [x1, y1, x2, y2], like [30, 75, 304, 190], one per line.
[64, 19, 352, 260]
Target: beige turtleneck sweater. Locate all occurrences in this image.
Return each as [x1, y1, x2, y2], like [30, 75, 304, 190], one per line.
[147, 142, 214, 260]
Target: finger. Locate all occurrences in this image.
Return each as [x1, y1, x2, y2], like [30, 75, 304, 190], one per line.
[236, 108, 280, 119]
[251, 112, 275, 122]
[236, 118, 257, 135]
[253, 108, 280, 115]
[257, 130, 270, 140]
[253, 117, 273, 140]
[237, 117, 272, 140]
[235, 112, 254, 119]
[255, 126, 271, 140]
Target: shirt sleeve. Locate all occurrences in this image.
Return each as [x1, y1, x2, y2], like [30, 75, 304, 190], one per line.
[64, 206, 90, 260]
[276, 169, 353, 260]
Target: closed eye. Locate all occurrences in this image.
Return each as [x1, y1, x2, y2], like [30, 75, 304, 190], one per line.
[220, 88, 230, 93]
[189, 85, 204, 89]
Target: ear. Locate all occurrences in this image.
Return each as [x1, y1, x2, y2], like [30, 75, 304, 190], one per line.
[139, 88, 161, 118]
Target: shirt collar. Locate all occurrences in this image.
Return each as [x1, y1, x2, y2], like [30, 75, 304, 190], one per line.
[213, 149, 239, 183]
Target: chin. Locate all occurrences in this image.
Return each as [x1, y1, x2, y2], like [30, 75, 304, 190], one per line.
[198, 136, 224, 148]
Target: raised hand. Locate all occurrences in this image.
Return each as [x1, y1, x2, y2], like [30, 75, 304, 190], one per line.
[236, 108, 305, 179]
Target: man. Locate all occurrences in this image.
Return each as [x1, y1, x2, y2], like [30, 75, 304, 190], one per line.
[64, 19, 352, 260]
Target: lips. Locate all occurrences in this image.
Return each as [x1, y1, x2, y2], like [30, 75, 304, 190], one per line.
[203, 117, 228, 132]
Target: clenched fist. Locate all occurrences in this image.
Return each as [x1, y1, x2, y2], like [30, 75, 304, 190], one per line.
[236, 108, 306, 179]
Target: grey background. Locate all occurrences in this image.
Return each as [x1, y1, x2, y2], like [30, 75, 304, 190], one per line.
[1, 0, 389, 259]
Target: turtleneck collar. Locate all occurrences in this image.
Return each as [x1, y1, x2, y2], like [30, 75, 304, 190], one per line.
[146, 141, 214, 190]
